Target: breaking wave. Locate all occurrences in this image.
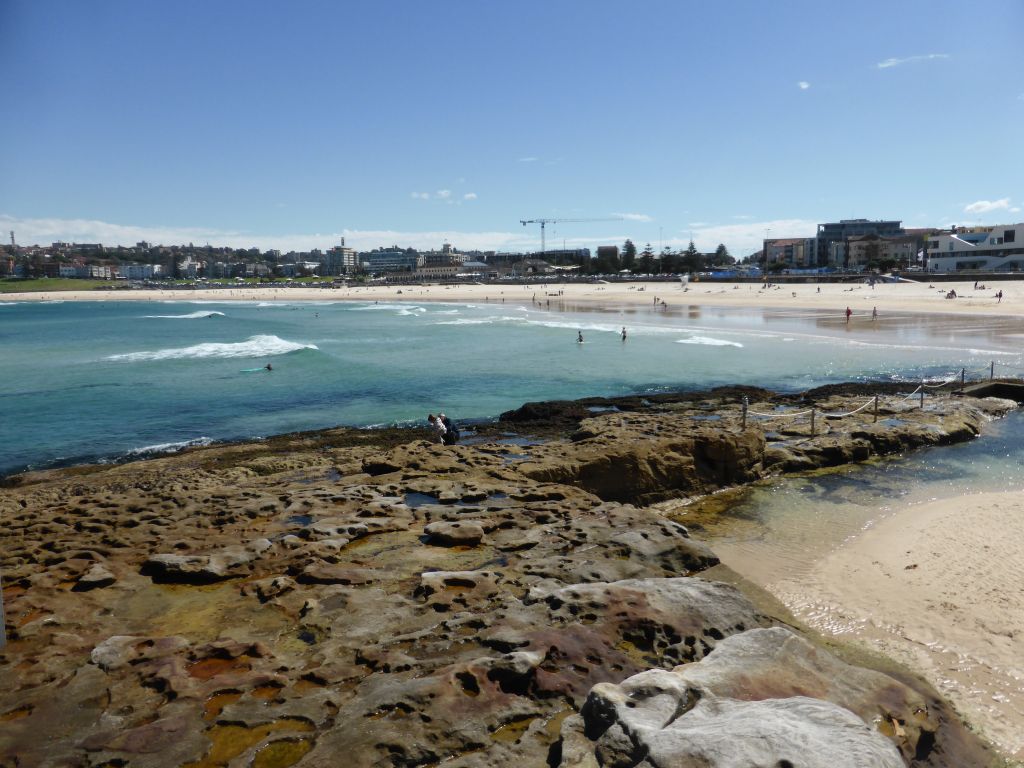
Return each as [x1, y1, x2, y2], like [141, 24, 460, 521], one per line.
[106, 335, 317, 362]
[123, 437, 215, 458]
[143, 310, 226, 319]
[675, 336, 744, 348]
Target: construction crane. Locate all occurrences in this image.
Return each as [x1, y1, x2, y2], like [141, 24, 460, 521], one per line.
[519, 217, 622, 256]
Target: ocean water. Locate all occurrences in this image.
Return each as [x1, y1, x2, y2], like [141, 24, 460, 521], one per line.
[1, 297, 1022, 476]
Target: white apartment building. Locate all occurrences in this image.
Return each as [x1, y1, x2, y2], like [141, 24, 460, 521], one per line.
[118, 263, 163, 280]
[927, 223, 1024, 272]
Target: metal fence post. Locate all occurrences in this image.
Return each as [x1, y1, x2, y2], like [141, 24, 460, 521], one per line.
[873, 394, 879, 423]
[741, 396, 748, 430]
[960, 367, 966, 394]
[991, 361, 995, 381]
[920, 379, 925, 409]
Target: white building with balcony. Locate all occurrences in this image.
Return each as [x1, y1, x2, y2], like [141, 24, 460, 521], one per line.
[926, 223, 1024, 272]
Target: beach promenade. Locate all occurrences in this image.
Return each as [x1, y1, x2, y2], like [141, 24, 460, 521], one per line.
[6, 278, 1024, 759]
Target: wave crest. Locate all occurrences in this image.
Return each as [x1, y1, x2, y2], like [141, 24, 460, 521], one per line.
[144, 310, 226, 319]
[675, 336, 744, 348]
[106, 334, 317, 362]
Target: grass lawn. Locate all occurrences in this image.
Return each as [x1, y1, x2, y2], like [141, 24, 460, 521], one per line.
[0, 278, 115, 293]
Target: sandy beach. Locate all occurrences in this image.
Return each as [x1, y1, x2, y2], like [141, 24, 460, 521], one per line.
[7, 278, 1024, 760]
[3, 277, 1022, 318]
[774, 492, 1024, 760]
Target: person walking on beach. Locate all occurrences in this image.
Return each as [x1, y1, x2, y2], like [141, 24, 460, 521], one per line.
[872, 306, 878, 321]
[845, 306, 852, 323]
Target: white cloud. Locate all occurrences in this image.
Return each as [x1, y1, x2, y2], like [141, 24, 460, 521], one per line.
[876, 53, 949, 69]
[411, 192, 430, 200]
[798, 81, 810, 90]
[1011, 206, 1021, 214]
[686, 218, 819, 256]
[463, 193, 477, 201]
[517, 157, 538, 163]
[0, 214, 822, 261]
[0, 213, 538, 254]
[435, 189, 452, 200]
[613, 212, 653, 222]
[731, 214, 752, 220]
[964, 198, 1011, 214]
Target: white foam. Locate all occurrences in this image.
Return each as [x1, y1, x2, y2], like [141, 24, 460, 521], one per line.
[106, 334, 317, 362]
[125, 437, 214, 457]
[675, 336, 744, 348]
[143, 310, 226, 319]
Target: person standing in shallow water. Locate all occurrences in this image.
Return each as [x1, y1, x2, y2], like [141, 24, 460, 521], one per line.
[621, 327, 627, 341]
[577, 331, 584, 343]
[845, 306, 852, 324]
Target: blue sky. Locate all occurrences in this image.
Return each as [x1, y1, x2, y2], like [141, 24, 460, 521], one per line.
[1, 0, 1022, 256]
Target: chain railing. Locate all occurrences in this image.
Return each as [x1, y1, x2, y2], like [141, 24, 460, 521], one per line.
[738, 361, 1020, 435]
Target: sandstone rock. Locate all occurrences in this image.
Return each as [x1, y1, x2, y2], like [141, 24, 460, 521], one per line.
[297, 565, 379, 585]
[73, 563, 116, 591]
[570, 692, 904, 768]
[423, 520, 485, 546]
[140, 541, 268, 584]
[1, 391, 1003, 768]
[566, 627, 939, 766]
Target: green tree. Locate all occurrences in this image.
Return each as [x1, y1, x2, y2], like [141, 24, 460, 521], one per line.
[639, 243, 654, 274]
[680, 240, 703, 273]
[621, 239, 637, 270]
[712, 243, 733, 266]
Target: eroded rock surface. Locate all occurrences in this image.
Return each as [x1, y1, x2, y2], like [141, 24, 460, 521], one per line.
[562, 628, 940, 767]
[1, 392, 1008, 767]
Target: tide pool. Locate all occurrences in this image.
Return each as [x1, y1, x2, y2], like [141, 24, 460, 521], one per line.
[1, 297, 1022, 475]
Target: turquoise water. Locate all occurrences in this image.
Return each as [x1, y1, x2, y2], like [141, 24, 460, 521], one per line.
[1, 297, 1022, 476]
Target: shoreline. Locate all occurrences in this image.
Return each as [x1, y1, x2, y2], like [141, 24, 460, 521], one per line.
[3, 277, 1023, 318]
[770, 490, 1024, 761]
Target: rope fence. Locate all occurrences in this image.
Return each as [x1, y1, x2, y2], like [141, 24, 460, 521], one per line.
[738, 360, 1021, 434]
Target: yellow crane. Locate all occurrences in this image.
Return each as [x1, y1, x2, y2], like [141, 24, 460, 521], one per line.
[519, 217, 622, 256]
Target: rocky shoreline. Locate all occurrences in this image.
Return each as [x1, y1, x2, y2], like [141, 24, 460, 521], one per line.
[0, 386, 1015, 767]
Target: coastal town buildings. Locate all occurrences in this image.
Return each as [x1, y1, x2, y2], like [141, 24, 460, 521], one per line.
[6, 220, 1024, 280]
[926, 223, 1024, 272]
[763, 238, 817, 270]
[831, 234, 918, 272]
[815, 219, 903, 266]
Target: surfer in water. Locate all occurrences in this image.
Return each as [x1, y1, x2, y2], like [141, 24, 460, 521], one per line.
[621, 327, 627, 341]
[577, 331, 584, 344]
[265, 363, 273, 371]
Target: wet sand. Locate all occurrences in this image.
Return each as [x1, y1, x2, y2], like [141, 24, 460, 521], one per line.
[773, 492, 1024, 760]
